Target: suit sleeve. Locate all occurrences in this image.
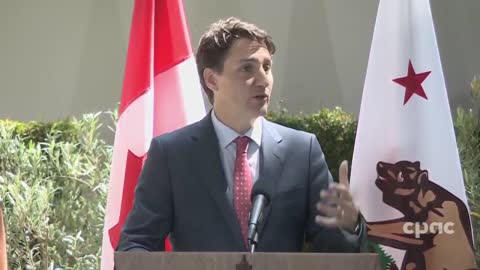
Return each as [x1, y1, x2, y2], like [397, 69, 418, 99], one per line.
[305, 134, 363, 252]
[117, 138, 173, 251]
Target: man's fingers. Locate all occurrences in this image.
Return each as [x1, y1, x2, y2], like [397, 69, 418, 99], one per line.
[339, 160, 349, 188]
[315, 215, 339, 228]
[329, 183, 353, 202]
[320, 189, 340, 205]
[316, 202, 338, 217]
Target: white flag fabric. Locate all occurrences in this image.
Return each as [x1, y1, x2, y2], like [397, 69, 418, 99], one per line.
[350, 0, 476, 269]
[100, 0, 205, 269]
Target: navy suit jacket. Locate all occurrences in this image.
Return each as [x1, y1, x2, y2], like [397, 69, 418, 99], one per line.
[117, 113, 362, 252]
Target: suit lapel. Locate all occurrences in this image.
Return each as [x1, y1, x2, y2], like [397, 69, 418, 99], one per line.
[189, 115, 286, 248]
[255, 120, 285, 236]
[189, 114, 245, 249]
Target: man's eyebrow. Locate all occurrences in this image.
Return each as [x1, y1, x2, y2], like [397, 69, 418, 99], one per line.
[238, 58, 259, 63]
[238, 58, 272, 63]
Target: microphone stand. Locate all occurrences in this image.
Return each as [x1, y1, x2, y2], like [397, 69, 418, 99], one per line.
[249, 233, 258, 253]
[247, 192, 269, 253]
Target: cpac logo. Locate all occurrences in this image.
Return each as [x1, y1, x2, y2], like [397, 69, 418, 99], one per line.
[366, 161, 476, 270]
[403, 221, 455, 238]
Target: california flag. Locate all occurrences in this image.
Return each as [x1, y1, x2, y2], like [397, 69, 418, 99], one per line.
[350, 0, 476, 269]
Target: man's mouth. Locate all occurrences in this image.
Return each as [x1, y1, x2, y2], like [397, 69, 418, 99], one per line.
[254, 94, 268, 100]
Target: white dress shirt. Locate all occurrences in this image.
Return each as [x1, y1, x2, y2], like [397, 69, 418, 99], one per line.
[210, 110, 262, 205]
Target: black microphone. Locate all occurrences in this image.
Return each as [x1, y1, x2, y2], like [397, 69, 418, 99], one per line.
[247, 191, 270, 252]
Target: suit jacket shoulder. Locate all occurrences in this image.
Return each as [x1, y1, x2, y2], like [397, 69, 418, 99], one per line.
[263, 119, 317, 147]
[151, 118, 205, 146]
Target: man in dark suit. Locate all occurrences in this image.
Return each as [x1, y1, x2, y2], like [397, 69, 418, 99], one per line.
[117, 17, 363, 252]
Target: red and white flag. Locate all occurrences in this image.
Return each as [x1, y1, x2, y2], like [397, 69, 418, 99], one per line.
[0, 206, 7, 270]
[350, 0, 476, 269]
[100, 0, 205, 268]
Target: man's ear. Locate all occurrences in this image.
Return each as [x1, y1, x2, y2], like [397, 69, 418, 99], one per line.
[418, 171, 428, 185]
[203, 68, 218, 93]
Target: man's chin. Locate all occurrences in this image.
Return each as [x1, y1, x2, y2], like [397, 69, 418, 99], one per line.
[245, 103, 269, 120]
[253, 108, 268, 118]
[259, 108, 268, 116]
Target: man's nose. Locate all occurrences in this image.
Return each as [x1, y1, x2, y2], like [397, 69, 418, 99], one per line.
[254, 69, 270, 88]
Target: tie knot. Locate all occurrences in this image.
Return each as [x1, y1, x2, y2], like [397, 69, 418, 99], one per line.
[234, 136, 250, 153]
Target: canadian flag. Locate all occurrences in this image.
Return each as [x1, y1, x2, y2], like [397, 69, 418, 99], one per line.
[0, 207, 7, 270]
[350, 0, 476, 269]
[100, 0, 205, 269]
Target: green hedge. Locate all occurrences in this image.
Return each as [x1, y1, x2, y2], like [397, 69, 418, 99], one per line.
[266, 107, 356, 180]
[0, 119, 80, 144]
[0, 79, 479, 268]
[0, 113, 112, 269]
[455, 77, 480, 265]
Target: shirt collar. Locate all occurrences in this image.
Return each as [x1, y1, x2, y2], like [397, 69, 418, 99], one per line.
[211, 110, 263, 149]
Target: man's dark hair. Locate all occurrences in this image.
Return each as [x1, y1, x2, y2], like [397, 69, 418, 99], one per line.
[195, 17, 276, 104]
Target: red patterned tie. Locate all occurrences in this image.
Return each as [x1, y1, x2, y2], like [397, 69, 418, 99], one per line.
[233, 136, 253, 247]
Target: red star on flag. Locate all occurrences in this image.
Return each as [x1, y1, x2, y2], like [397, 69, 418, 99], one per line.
[393, 60, 431, 105]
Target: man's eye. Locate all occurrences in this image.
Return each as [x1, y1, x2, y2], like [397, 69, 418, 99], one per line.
[241, 65, 252, 72]
[263, 64, 271, 72]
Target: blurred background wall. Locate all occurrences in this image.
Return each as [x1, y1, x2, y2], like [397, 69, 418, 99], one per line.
[1, 0, 479, 122]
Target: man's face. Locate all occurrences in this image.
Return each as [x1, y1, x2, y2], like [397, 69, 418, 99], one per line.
[211, 38, 273, 119]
